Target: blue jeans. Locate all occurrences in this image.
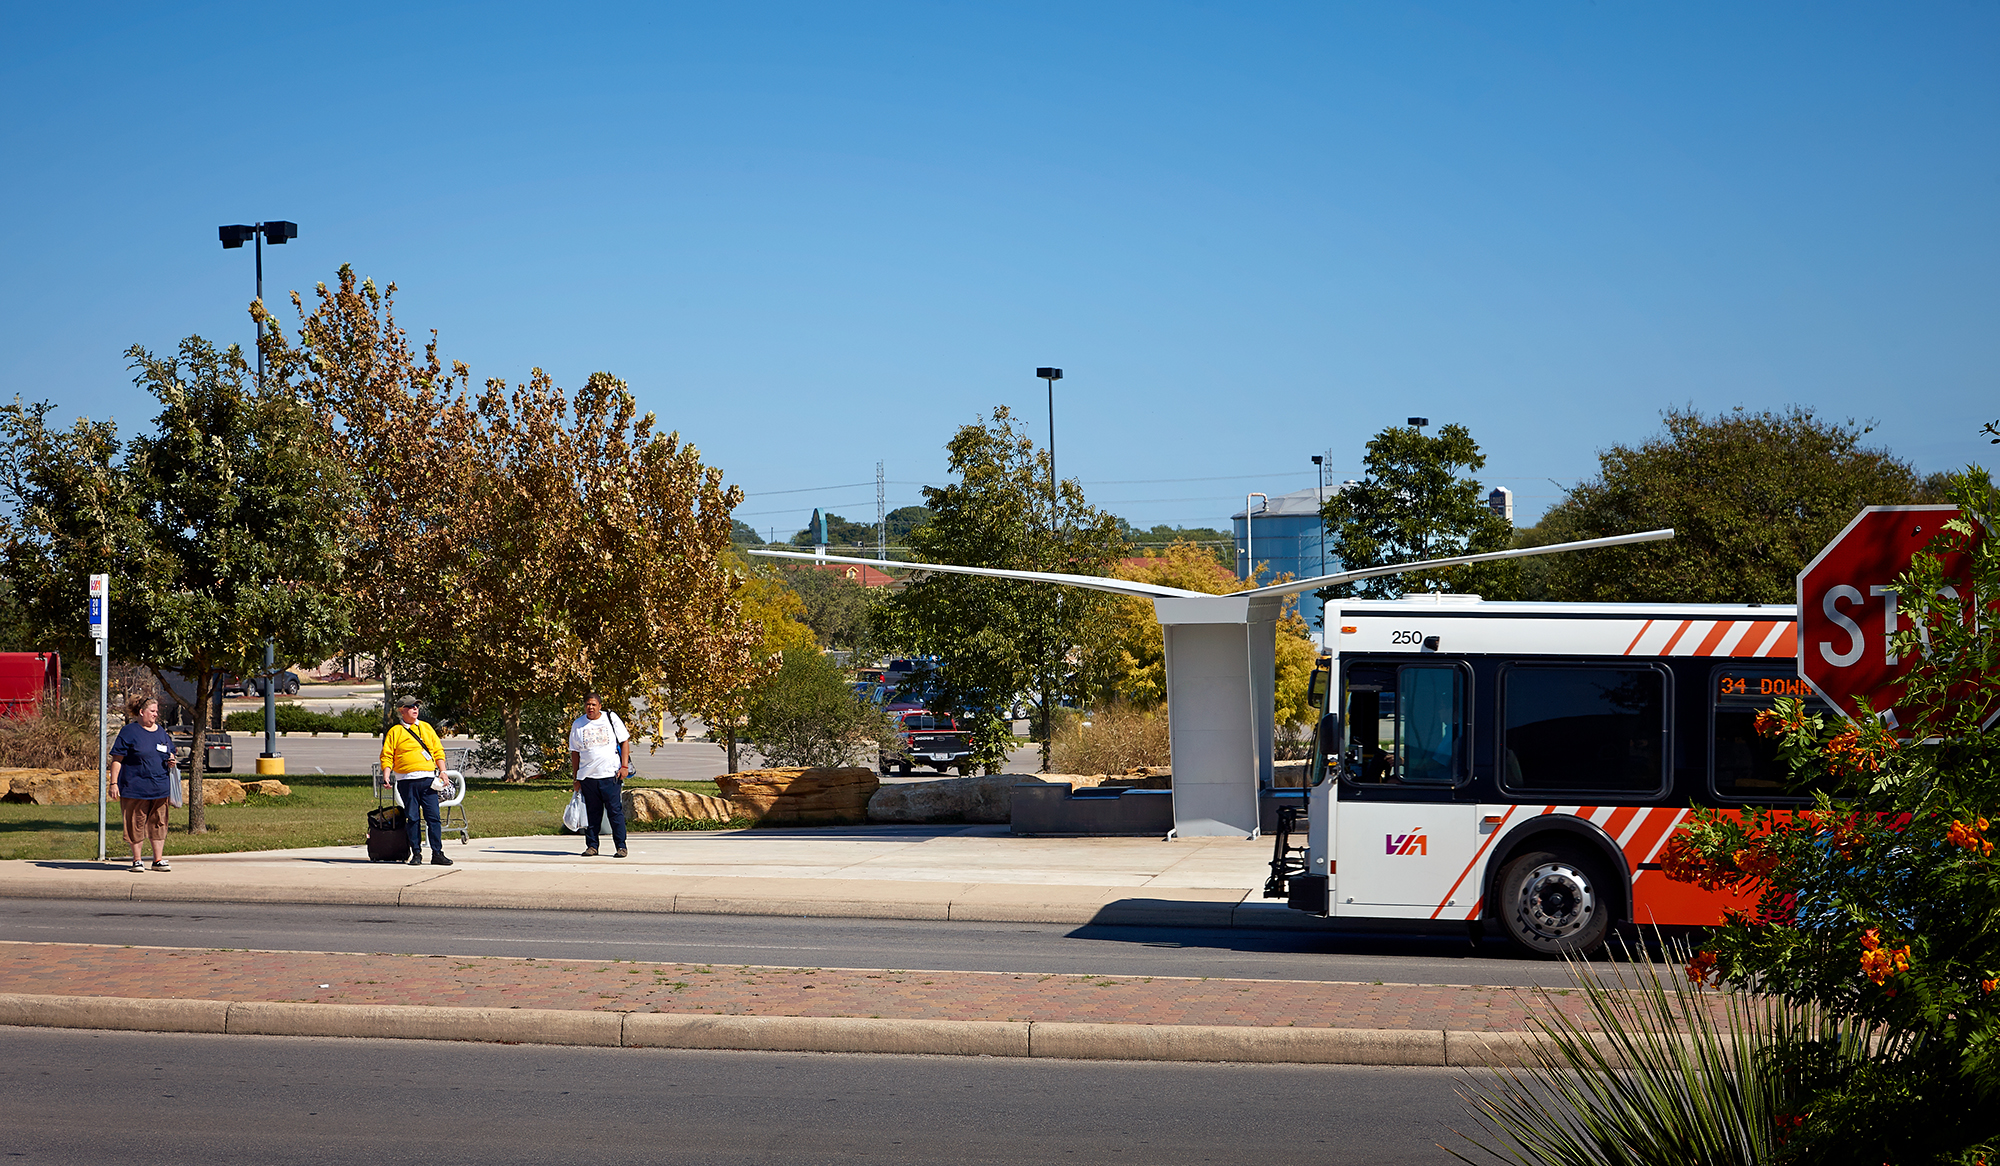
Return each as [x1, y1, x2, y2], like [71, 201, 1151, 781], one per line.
[397, 778, 444, 854]
[578, 776, 626, 849]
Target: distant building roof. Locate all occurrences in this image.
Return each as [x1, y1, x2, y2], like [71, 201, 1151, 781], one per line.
[1230, 487, 1329, 521]
[811, 562, 898, 587]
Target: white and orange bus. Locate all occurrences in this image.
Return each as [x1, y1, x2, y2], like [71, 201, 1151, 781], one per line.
[1267, 595, 1823, 956]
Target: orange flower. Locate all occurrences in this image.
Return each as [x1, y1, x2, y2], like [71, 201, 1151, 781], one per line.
[1860, 928, 1881, 952]
[1946, 818, 1995, 857]
[1860, 938, 1912, 985]
[1686, 950, 1719, 985]
[1824, 728, 1887, 779]
[1732, 844, 1778, 879]
[1981, 979, 1997, 995]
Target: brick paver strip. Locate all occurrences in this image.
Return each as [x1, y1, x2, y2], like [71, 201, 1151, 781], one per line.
[0, 941, 1618, 1031]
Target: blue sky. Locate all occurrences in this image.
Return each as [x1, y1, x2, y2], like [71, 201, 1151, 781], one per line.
[4, 2, 1994, 536]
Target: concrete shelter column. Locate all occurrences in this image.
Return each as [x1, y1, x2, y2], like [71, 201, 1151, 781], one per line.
[1154, 594, 1284, 838]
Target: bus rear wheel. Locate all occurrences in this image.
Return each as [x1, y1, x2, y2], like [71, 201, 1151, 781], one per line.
[1495, 847, 1613, 957]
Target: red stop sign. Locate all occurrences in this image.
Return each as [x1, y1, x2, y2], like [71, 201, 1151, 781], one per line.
[1796, 505, 1970, 726]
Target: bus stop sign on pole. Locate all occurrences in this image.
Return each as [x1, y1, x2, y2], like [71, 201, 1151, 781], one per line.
[1796, 504, 1969, 726]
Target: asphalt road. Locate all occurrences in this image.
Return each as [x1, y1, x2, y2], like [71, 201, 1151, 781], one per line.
[0, 900, 1589, 987]
[0, 1028, 1493, 1165]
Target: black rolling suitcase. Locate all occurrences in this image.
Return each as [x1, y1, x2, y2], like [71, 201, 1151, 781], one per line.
[367, 801, 410, 863]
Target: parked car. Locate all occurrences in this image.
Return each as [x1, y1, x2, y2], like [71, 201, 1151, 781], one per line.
[880, 710, 975, 776]
[246, 670, 302, 696]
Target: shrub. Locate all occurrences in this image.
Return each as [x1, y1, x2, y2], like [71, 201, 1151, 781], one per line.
[744, 651, 894, 769]
[223, 704, 382, 735]
[1050, 702, 1169, 775]
[1453, 939, 1876, 1166]
[1659, 470, 2000, 1164]
[0, 683, 101, 769]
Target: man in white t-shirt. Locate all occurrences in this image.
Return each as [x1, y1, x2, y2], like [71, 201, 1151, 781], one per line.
[567, 692, 631, 857]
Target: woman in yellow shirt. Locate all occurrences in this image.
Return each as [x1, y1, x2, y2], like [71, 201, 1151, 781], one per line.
[381, 696, 450, 866]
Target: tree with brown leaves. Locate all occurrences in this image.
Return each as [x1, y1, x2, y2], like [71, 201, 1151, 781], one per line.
[264, 267, 768, 778]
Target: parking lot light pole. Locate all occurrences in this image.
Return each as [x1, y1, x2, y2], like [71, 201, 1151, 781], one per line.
[1036, 368, 1062, 532]
[1311, 455, 1325, 577]
[219, 220, 298, 775]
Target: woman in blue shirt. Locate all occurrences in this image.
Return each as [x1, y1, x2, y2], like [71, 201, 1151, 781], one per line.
[108, 695, 179, 872]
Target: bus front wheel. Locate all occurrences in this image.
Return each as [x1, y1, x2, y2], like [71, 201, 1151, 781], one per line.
[1495, 847, 1613, 957]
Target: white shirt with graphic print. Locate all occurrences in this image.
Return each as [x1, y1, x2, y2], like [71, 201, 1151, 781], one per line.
[568, 711, 630, 780]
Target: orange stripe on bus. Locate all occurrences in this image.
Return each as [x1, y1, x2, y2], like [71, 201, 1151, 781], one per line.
[1430, 805, 1518, 919]
[1601, 806, 1638, 842]
[1657, 620, 1696, 654]
[1622, 808, 1681, 870]
[1622, 620, 1655, 655]
[1760, 625, 1797, 658]
[1691, 622, 1735, 656]
[1730, 620, 1780, 657]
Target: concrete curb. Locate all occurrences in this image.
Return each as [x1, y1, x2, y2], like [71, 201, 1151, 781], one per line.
[0, 880, 1353, 930]
[0, 992, 1557, 1065]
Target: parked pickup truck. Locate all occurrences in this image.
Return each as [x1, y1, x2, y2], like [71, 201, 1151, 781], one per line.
[880, 710, 975, 776]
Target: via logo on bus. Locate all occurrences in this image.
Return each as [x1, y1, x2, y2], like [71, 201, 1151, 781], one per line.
[1386, 829, 1428, 856]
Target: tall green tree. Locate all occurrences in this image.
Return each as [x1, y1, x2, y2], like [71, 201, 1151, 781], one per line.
[1318, 421, 1516, 599]
[1524, 406, 1948, 603]
[873, 406, 1126, 771]
[0, 337, 352, 830]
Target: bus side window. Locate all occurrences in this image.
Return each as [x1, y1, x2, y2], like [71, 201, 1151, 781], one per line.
[1710, 666, 1834, 801]
[1501, 665, 1668, 795]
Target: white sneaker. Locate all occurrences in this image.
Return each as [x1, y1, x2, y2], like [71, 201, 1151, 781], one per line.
[150, 859, 171, 872]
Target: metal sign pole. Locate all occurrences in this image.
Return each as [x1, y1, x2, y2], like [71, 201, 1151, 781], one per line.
[89, 574, 109, 862]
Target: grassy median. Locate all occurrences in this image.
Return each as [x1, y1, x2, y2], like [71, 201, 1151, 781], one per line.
[0, 775, 730, 862]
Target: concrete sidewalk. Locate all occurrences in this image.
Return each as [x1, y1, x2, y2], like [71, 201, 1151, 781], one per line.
[0, 824, 1317, 930]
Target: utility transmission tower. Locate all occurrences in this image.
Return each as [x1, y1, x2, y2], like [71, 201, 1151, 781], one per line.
[876, 461, 887, 561]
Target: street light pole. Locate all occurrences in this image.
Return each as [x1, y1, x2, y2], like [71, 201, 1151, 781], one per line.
[1035, 368, 1062, 532]
[1311, 455, 1325, 578]
[219, 220, 297, 776]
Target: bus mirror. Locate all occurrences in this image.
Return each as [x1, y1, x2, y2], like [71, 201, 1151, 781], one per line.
[1314, 712, 1341, 782]
[1307, 667, 1330, 709]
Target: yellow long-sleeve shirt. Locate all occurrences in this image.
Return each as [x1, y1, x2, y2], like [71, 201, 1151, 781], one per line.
[381, 718, 445, 775]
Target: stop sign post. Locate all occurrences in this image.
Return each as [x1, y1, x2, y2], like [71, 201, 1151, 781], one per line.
[1797, 504, 1972, 727]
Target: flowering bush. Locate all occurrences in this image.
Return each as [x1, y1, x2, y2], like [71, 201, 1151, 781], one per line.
[1662, 470, 2000, 1165]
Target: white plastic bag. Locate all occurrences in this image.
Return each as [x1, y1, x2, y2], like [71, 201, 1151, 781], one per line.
[168, 769, 185, 808]
[562, 791, 588, 832]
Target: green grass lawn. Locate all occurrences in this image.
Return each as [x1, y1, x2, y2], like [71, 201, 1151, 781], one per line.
[0, 775, 728, 862]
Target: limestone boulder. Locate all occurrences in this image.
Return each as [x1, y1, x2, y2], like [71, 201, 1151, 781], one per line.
[0, 767, 62, 801]
[868, 773, 1061, 824]
[246, 779, 292, 797]
[715, 767, 879, 825]
[626, 786, 738, 824]
[1, 769, 97, 805]
[196, 778, 247, 805]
